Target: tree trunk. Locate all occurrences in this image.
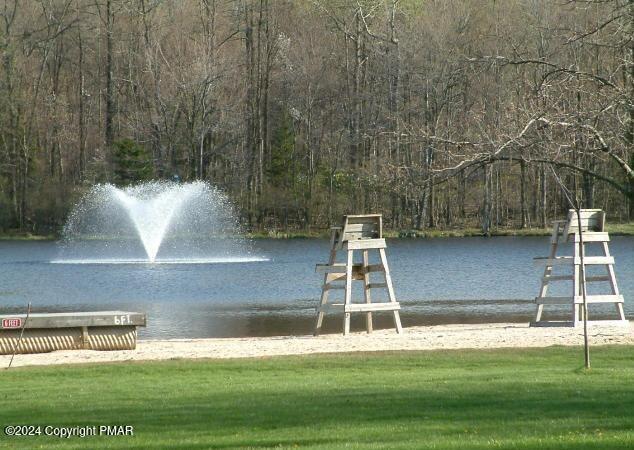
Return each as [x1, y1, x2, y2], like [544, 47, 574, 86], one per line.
[539, 164, 547, 228]
[416, 184, 428, 230]
[629, 181, 634, 220]
[78, 20, 86, 179]
[459, 171, 466, 220]
[105, 0, 115, 152]
[244, 1, 257, 225]
[481, 164, 492, 236]
[583, 170, 594, 208]
[345, 8, 363, 168]
[428, 176, 435, 228]
[520, 159, 528, 228]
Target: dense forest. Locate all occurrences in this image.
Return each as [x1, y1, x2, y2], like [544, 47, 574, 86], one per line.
[0, 0, 632, 235]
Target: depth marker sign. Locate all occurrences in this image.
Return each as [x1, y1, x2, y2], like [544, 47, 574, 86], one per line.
[2, 318, 23, 329]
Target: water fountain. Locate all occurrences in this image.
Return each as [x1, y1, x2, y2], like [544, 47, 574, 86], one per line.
[54, 181, 266, 264]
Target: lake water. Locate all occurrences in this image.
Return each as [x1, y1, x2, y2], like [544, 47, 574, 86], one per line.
[0, 237, 632, 338]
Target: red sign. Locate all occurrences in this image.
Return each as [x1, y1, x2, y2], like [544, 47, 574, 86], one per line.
[2, 318, 23, 329]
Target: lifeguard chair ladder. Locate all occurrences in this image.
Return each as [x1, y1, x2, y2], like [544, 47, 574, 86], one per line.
[533, 209, 626, 326]
[314, 214, 403, 335]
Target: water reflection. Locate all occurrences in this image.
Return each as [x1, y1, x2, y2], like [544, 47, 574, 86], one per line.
[0, 237, 632, 338]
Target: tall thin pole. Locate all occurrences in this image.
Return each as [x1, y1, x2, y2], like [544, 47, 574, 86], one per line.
[576, 209, 590, 369]
[7, 302, 31, 370]
[550, 166, 590, 369]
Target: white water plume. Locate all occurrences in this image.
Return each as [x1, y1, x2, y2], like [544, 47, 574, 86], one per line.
[56, 181, 265, 264]
[110, 184, 196, 262]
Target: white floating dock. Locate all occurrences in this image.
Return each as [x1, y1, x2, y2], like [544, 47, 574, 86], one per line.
[0, 311, 146, 354]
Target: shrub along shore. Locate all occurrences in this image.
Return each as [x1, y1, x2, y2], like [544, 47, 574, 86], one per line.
[251, 222, 634, 239]
[4, 223, 634, 241]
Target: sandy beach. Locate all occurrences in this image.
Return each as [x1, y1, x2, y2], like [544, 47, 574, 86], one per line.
[0, 321, 632, 368]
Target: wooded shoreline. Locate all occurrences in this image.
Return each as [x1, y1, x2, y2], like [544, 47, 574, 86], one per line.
[3, 223, 634, 241]
[1, 1, 632, 236]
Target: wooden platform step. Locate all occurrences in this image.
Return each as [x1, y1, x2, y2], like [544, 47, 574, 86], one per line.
[531, 319, 629, 328]
[541, 275, 611, 282]
[316, 263, 384, 274]
[347, 238, 386, 250]
[570, 232, 610, 243]
[322, 281, 389, 291]
[551, 233, 610, 243]
[533, 256, 615, 266]
[318, 302, 401, 313]
[534, 295, 624, 305]
[316, 263, 349, 273]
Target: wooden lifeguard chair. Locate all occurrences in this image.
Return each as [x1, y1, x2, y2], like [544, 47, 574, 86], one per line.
[314, 214, 403, 335]
[533, 209, 626, 326]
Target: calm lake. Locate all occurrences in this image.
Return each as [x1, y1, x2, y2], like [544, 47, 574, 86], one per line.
[1, 237, 632, 338]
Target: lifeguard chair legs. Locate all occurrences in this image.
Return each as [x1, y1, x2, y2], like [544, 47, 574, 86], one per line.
[533, 211, 626, 326]
[315, 237, 402, 336]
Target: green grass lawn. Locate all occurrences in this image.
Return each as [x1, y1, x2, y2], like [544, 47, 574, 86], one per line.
[1, 346, 634, 449]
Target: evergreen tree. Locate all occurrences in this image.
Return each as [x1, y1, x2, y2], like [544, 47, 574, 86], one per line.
[268, 112, 296, 188]
[113, 139, 153, 185]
